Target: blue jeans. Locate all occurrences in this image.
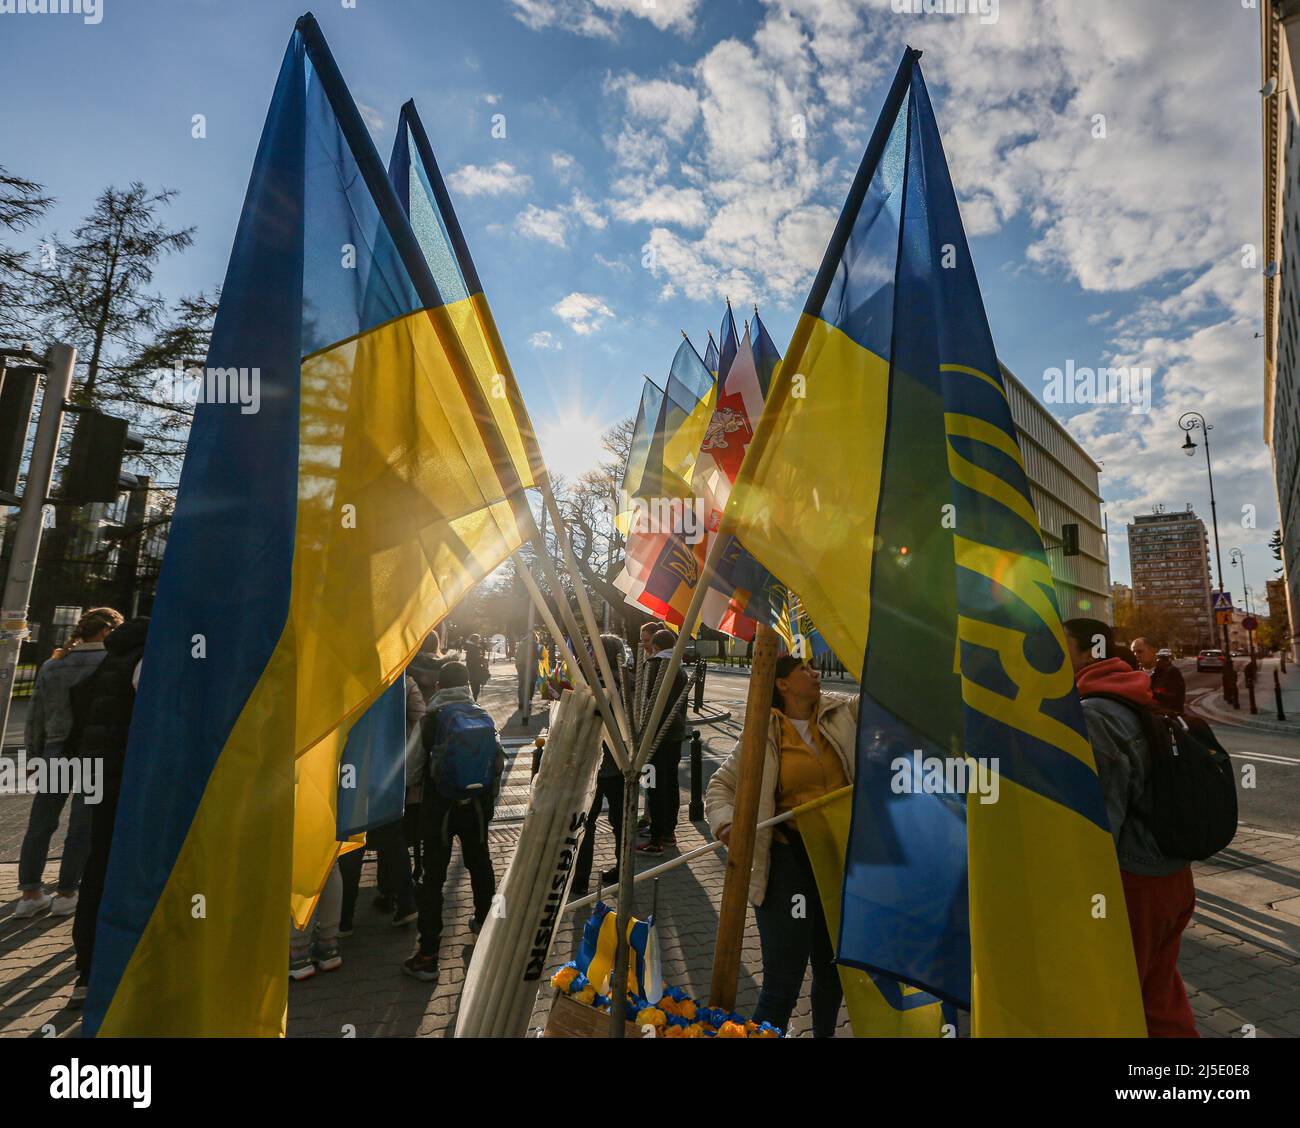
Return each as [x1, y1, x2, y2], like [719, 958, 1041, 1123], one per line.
[751, 834, 843, 1038]
[18, 742, 92, 893]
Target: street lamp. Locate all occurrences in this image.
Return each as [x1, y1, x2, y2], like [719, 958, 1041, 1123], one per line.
[1230, 547, 1258, 715]
[1180, 411, 1238, 707]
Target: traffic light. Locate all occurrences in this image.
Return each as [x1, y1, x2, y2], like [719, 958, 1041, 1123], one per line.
[61, 410, 142, 504]
[1061, 523, 1080, 557]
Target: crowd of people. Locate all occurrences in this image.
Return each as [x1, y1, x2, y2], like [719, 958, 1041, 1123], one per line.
[11, 605, 1211, 1037]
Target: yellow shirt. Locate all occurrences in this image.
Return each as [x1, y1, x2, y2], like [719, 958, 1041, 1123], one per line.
[773, 708, 849, 842]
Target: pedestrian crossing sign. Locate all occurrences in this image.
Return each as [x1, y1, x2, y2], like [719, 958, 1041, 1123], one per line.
[1211, 590, 1233, 612]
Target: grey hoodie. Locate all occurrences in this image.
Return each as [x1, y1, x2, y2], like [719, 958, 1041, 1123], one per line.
[1081, 698, 1189, 877]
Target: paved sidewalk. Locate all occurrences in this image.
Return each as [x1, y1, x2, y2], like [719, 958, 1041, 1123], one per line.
[3, 666, 1300, 1038]
[1192, 656, 1300, 735]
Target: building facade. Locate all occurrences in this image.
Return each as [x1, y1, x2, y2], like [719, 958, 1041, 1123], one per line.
[1002, 365, 1111, 622]
[1267, 577, 1293, 649]
[1261, 1, 1300, 660]
[1127, 508, 1214, 654]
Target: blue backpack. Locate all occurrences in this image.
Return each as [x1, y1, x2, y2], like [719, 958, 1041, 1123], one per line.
[427, 700, 499, 802]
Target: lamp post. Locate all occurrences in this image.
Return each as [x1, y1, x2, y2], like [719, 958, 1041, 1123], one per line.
[1180, 411, 1237, 707]
[1230, 548, 1258, 715]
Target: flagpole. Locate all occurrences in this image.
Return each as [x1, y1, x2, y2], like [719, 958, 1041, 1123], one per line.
[709, 620, 779, 1010]
[538, 479, 632, 746]
[522, 507, 635, 774]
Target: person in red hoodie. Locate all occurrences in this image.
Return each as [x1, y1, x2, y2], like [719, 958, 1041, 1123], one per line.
[1064, 618, 1198, 1038]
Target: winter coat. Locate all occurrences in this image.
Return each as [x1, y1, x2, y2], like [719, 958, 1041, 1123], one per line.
[70, 618, 150, 785]
[417, 685, 506, 802]
[1148, 658, 1186, 714]
[402, 675, 427, 802]
[1077, 657, 1188, 877]
[705, 692, 859, 906]
[24, 642, 108, 753]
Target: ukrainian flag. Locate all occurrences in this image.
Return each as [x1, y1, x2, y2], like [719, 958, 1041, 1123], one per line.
[725, 50, 1144, 1036]
[87, 15, 538, 1036]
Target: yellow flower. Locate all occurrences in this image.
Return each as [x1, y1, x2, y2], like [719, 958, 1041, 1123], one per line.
[573, 985, 596, 1006]
[682, 1023, 705, 1039]
[636, 1006, 667, 1028]
[551, 967, 579, 992]
[678, 998, 697, 1021]
[717, 1021, 747, 1038]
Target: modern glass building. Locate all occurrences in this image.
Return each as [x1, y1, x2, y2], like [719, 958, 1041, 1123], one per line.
[1261, 1, 1300, 660]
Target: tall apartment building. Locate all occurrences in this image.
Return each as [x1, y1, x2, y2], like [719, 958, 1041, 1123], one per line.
[1260, 2, 1300, 659]
[1001, 365, 1111, 622]
[1127, 508, 1214, 652]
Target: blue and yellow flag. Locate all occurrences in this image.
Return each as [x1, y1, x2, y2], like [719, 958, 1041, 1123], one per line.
[703, 331, 720, 380]
[87, 15, 538, 1036]
[574, 902, 662, 1004]
[725, 50, 1143, 1036]
[751, 310, 780, 402]
[795, 787, 948, 1036]
[717, 300, 739, 384]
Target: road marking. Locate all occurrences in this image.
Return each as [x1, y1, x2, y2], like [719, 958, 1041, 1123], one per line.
[1228, 752, 1300, 767]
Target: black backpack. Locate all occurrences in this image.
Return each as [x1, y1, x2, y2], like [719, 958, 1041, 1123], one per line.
[1081, 692, 1238, 861]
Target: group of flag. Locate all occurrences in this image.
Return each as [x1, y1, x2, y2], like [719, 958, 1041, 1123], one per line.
[614, 304, 830, 661]
[83, 15, 1146, 1040]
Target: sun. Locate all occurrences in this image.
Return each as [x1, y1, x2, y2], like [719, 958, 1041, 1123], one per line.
[537, 410, 609, 481]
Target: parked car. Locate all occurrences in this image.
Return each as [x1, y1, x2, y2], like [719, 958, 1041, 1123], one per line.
[1156, 648, 1173, 659]
[1197, 649, 1226, 672]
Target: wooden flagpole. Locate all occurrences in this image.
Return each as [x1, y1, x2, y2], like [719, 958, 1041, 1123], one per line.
[709, 621, 779, 1010]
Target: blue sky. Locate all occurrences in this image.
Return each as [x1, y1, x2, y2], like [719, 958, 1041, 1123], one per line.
[0, 0, 1277, 594]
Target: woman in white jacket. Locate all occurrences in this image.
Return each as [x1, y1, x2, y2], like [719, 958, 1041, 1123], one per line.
[705, 655, 858, 1037]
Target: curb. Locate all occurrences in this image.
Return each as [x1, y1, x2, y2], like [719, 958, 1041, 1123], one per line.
[1188, 689, 1300, 735]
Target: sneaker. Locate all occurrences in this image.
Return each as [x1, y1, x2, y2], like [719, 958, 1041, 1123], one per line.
[637, 824, 652, 840]
[289, 954, 316, 981]
[373, 893, 395, 913]
[600, 867, 620, 886]
[402, 953, 439, 982]
[314, 941, 343, 972]
[14, 893, 52, 919]
[338, 921, 354, 938]
[67, 978, 89, 1010]
[392, 905, 418, 928]
[49, 892, 78, 917]
[636, 840, 664, 856]
[663, 833, 678, 848]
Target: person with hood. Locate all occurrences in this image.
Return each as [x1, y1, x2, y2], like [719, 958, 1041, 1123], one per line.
[1132, 636, 1186, 715]
[403, 660, 505, 982]
[1064, 618, 1198, 1038]
[705, 655, 857, 1038]
[67, 616, 149, 1008]
[14, 607, 123, 919]
[571, 634, 630, 896]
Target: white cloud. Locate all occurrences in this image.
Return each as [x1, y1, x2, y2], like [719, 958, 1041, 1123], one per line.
[551, 151, 577, 178]
[530, 330, 563, 350]
[356, 101, 385, 134]
[447, 161, 533, 198]
[553, 292, 616, 335]
[516, 203, 570, 248]
[509, 0, 699, 38]
[514, 191, 608, 247]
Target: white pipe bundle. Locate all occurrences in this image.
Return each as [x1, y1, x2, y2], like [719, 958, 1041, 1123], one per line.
[455, 682, 604, 1037]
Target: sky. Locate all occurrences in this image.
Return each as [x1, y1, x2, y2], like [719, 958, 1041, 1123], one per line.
[0, 0, 1278, 596]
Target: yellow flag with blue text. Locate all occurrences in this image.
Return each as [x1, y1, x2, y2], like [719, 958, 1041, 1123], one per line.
[724, 50, 1144, 1036]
